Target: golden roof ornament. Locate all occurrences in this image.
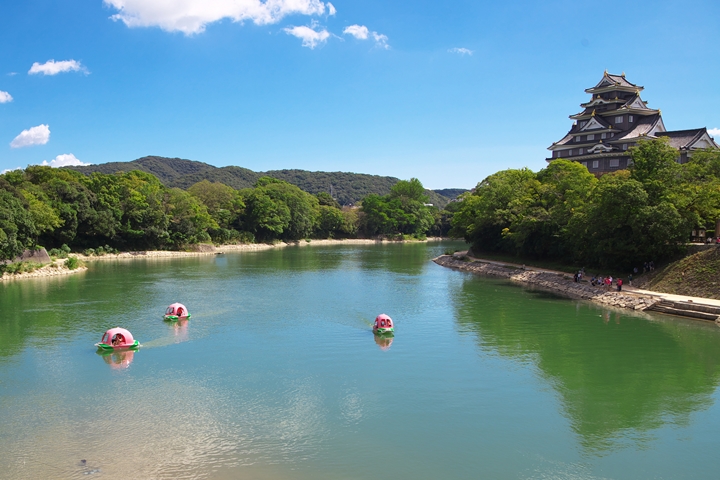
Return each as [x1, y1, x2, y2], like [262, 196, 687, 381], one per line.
[621, 71, 626, 77]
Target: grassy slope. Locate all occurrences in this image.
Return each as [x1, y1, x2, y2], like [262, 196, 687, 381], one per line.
[638, 248, 720, 299]
[66, 156, 458, 207]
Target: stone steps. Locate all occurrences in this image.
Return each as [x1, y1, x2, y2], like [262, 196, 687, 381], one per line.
[645, 300, 720, 322]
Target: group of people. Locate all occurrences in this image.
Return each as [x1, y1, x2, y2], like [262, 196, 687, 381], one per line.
[589, 275, 624, 291]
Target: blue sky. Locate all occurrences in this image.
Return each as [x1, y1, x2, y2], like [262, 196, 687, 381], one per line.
[1, 0, 719, 189]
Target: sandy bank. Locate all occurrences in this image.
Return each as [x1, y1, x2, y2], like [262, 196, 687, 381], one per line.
[2, 237, 446, 281]
[73, 238, 445, 262]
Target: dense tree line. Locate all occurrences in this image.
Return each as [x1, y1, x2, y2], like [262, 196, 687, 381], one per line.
[451, 138, 720, 270]
[0, 167, 444, 261]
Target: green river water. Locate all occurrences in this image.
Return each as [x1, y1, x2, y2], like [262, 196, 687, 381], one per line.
[1, 241, 720, 479]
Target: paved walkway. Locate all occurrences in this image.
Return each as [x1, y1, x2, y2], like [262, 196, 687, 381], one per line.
[622, 286, 720, 307]
[458, 252, 720, 308]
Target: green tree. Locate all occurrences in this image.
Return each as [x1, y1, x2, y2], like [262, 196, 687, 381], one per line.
[0, 184, 37, 261]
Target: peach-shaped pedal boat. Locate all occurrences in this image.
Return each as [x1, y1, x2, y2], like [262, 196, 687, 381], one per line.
[95, 327, 139, 351]
[164, 303, 191, 321]
[373, 314, 394, 335]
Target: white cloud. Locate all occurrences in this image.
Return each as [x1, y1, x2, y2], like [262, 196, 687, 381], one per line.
[7, 72, 17, 76]
[327, 2, 336, 15]
[343, 24, 389, 48]
[0, 91, 12, 103]
[343, 24, 368, 40]
[105, 0, 332, 35]
[449, 47, 473, 56]
[284, 25, 330, 49]
[708, 128, 720, 137]
[1, 167, 22, 174]
[10, 124, 50, 148]
[41, 154, 90, 168]
[371, 31, 389, 49]
[28, 59, 88, 76]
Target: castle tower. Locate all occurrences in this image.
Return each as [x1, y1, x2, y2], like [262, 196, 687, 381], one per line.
[546, 72, 717, 174]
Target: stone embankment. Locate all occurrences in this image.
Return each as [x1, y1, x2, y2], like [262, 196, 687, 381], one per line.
[1, 260, 87, 281]
[433, 254, 660, 312]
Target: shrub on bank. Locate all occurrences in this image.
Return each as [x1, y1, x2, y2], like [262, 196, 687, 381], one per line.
[65, 257, 84, 270]
[2, 261, 44, 274]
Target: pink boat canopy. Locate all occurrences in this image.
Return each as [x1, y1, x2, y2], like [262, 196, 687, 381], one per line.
[165, 303, 189, 317]
[99, 327, 135, 348]
[373, 314, 394, 332]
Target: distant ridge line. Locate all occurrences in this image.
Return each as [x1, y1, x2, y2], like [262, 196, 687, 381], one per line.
[65, 156, 467, 206]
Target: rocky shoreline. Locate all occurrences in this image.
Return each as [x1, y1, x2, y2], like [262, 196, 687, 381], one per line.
[433, 254, 660, 312]
[1, 261, 88, 281]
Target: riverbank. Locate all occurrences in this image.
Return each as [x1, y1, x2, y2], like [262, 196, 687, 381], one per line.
[0, 259, 87, 281]
[433, 253, 720, 319]
[71, 237, 444, 262]
[1, 238, 445, 280]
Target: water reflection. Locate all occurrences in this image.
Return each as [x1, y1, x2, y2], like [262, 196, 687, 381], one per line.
[453, 276, 720, 452]
[97, 349, 135, 369]
[373, 333, 394, 351]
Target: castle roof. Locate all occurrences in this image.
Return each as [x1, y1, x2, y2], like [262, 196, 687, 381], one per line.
[656, 128, 720, 150]
[585, 71, 642, 94]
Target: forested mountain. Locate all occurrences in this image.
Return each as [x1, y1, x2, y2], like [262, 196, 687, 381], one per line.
[66, 156, 463, 207]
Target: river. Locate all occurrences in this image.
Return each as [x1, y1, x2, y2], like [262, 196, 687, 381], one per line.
[1, 241, 720, 479]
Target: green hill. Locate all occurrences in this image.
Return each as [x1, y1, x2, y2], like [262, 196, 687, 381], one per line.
[638, 247, 720, 299]
[67, 156, 462, 207]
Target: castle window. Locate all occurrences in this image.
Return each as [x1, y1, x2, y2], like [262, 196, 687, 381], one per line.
[615, 116, 623, 124]
[622, 144, 628, 151]
[581, 162, 588, 168]
[592, 160, 599, 169]
[575, 136, 581, 142]
[568, 150, 572, 156]
[609, 159, 620, 167]
[629, 115, 634, 122]
[579, 148, 583, 154]
[587, 134, 594, 141]
[580, 121, 586, 127]
[601, 133, 607, 139]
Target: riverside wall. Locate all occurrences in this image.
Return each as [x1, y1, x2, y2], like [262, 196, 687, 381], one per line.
[433, 254, 660, 311]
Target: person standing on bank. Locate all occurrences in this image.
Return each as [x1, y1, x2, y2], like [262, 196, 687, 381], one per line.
[617, 278, 623, 292]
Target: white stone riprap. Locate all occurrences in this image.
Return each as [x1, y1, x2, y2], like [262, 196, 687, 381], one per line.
[433, 255, 660, 311]
[1, 261, 87, 281]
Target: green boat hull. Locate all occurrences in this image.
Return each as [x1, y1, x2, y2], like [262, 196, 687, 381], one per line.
[96, 340, 139, 351]
[164, 314, 191, 322]
[374, 328, 394, 335]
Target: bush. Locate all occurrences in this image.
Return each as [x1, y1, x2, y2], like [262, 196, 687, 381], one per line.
[65, 257, 83, 270]
[3, 261, 44, 274]
[49, 244, 71, 259]
[83, 248, 95, 256]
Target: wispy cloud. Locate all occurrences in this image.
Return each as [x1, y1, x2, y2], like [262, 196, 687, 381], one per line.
[449, 47, 473, 56]
[10, 124, 50, 148]
[284, 24, 330, 49]
[41, 153, 90, 167]
[1, 167, 22, 175]
[105, 0, 333, 35]
[327, 2, 336, 16]
[709, 128, 720, 137]
[343, 25, 388, 49]
[0, 91, 12, 103]
[29, 59, 88, 76]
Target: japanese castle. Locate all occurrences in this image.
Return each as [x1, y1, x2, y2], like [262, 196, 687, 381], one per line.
[547, 71, 718, 174]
